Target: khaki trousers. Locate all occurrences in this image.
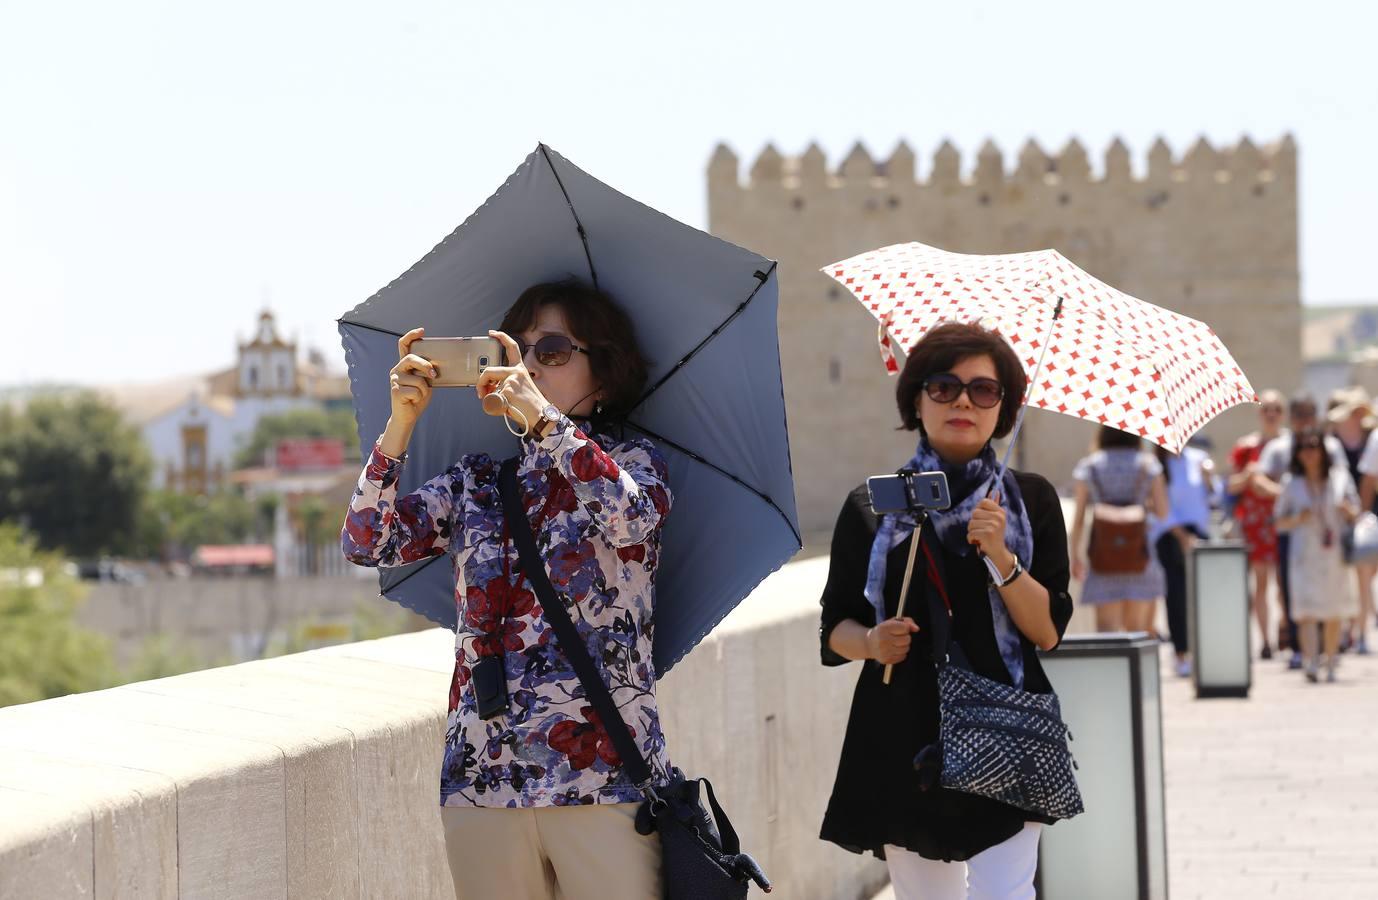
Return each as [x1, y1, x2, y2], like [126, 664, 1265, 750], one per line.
[441, 802, 660, 900]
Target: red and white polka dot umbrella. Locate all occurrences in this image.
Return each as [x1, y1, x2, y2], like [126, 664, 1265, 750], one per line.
[822, 241, 1257, 454]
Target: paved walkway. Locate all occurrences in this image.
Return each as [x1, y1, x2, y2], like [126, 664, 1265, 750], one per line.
[1163, 642, 1378, 899]
[870, 644, 1378, 898]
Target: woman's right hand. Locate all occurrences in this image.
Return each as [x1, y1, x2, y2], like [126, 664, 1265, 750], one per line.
[389, 327, 438, 426]
[1071, 555, 1088, 581]
[866, 617, 920, 665]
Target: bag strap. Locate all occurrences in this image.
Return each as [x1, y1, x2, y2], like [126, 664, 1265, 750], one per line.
[911, 522, 972, 669]
[699, 777, 741, 854]
[498, 457, 655, 791]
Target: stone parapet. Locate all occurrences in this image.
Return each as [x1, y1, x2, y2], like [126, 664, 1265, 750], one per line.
[0, 558, 886, 900]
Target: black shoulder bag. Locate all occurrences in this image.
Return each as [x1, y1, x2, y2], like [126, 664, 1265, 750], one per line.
[912, 525, 1085, 822]
[498, 458, 772, 898]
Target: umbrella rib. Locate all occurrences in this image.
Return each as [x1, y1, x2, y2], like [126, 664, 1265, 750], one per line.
[630, 262, 777, 410]
[538, 143, 599, 290]
[336, 319, 404, 339]
[622, 418, 802, 549]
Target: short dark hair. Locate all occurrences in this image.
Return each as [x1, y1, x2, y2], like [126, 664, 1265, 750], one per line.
[1097, 424, 1143, 450]
[1289, 426, 1329, 476]
[1289, 392, 1318, 420]
[499, 279, 649, 420]
[895, 322, 1026, 439]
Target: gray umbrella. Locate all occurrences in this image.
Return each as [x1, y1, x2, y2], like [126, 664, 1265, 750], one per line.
[338, 144, 800, 676]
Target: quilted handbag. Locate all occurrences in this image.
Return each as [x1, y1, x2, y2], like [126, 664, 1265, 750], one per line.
[914, 531, 1085, 821]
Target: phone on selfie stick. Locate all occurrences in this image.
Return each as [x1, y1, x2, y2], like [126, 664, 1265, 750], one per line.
[867, 471, 952, 516]
[411, 337, 505, 387]
[866, 470, 952, 685]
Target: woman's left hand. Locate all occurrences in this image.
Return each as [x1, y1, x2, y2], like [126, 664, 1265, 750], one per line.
[968, 491, 1010, 562]
[476, 330, 551, 429]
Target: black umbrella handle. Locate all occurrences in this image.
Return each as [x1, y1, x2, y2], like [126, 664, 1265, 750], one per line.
[497, 457, 656, 791]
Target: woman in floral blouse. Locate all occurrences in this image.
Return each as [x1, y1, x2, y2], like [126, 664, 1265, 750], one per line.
[341, 280, 671, 900]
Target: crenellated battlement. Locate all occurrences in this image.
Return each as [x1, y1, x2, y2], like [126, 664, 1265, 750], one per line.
[706, 134, 1300, 534]
[708, 135, 1295, 193]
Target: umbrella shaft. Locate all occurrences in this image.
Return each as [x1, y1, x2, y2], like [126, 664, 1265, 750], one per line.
[995, 296, 1064, 484]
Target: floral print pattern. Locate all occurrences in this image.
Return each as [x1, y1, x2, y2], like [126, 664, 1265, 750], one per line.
[342, 416, 672, 808]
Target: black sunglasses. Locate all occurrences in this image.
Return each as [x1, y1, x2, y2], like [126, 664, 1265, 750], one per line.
[515, 334, 590, 368]
[923, 373, 1005, 409]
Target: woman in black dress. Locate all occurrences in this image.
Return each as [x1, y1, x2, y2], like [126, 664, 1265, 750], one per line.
[818, 322, 1073, 899]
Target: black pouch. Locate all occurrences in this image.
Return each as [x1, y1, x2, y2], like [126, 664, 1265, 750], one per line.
[472, 654, 509, 719]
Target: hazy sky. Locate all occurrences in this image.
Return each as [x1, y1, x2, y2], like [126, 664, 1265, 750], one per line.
[2, 0, 1374, 386]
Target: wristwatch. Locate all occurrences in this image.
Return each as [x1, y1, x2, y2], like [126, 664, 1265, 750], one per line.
[534, 404, 563, 439]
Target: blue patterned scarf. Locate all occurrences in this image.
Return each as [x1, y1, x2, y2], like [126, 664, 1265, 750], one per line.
[863, 438, 1034, 687]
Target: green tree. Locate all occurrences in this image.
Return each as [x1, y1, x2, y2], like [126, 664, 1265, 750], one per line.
[0, 524, 115, 707]
[137, 489, 258, 559]
[0, 392, 152, 558]
[254, 493, 281, 542]
[294, 494, 333, 575]
[233, 407, 358, 469]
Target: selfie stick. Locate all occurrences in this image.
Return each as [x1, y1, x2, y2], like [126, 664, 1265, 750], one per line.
[882, 530, 924, 686]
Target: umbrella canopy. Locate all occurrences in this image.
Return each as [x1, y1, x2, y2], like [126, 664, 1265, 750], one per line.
[339, 144, 800, 676]
[822, 241, 1257, 453]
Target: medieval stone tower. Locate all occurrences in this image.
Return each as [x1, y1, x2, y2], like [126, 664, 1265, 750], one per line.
[707, 136, 1299, 536]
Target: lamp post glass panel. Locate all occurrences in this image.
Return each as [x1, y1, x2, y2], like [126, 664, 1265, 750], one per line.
[1037, 634, 1167, 900]
[1191, 541, 1251, 698]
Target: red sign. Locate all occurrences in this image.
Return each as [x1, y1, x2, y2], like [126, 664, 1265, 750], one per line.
[275, 438, 345, 471]
[193, 544, 275, 567]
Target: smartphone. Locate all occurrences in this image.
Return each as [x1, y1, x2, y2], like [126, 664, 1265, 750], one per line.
[410, 337, 505, 387]
[867, 471, 952, 515]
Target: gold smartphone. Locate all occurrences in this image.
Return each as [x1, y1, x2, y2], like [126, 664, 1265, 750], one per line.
[410, 337, 505, 387]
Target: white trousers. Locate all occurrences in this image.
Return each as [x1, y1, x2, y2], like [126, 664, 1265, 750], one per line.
[885, 822, 1041, 900]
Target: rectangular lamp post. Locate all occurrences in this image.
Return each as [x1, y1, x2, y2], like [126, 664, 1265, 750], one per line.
[1036, 633, 1167, 900]
[1190, 541, 1251, 699]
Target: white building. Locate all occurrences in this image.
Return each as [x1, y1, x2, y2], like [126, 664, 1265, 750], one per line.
[118, 311, 350, 494]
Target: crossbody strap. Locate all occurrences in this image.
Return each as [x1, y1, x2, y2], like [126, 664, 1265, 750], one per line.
[497, 457, 655, 791]
[912, 521, 961, 666]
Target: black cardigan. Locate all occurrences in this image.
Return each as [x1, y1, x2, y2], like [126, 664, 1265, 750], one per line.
[817, 472, 1073, 862]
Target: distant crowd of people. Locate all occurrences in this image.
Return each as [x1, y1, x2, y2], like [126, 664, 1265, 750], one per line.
[1067, 387, 1378, 683]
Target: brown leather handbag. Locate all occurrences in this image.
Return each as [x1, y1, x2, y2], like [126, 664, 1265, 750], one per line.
[1087, 467, 1150, 574]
